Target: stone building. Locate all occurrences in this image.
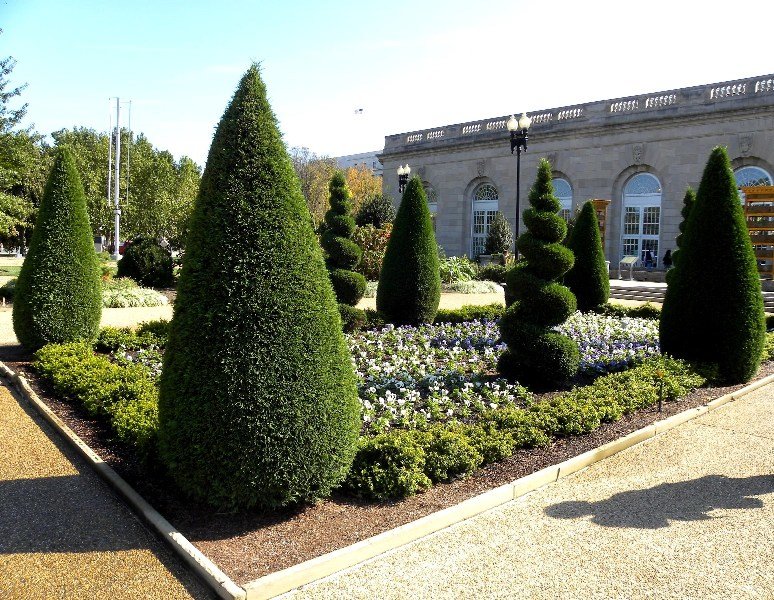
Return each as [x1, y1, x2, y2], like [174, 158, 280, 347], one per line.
[378, 74, 774, 265]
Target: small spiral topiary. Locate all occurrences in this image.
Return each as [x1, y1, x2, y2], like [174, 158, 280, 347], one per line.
[499, 158, 579, 386]
[665, 187, 695, 285]
[320, 172, 366, 306]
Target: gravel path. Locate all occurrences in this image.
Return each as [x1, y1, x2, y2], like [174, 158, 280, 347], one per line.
[0, 384, 212, 599]
[283, 385, 774, 599]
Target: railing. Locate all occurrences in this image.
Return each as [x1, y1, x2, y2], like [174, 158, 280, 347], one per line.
[383, 73, 774, 153]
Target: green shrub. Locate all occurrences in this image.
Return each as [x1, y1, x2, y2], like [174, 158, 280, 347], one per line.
[477, 264, 507, 284]
[418, 425, 482, 482]
[766, 314, 774, 331]
[564, 201, 609, 312]
[158, 65, 361, 510]
[499, 159, 579, 386]
[116, 237, 174, 288]
[434, 303, 504, 324]
[320, 172, 366, 306]
[352, 224, 391, 281]
[377, 177, 441, 325]
[480, 405, 551, 448]
[13, 148, 102, 350]
[660, 147, 765, 383]
[355, 194, 396, 228]
[439, 255, 478, 284]
[484, 211, 514, 255]
[593, 302, 661, 320]
[762, 331, 774, 361]
[95, 326, 139, 352]
[338, 304, 368, 332]
[444, 280, 502, 294]
[101, 277, 168, 308]
[344, 431, 431, 500]
[452, 422, 515, 464]
[0, 278, 15, 300]
[135, 319, 170, 345]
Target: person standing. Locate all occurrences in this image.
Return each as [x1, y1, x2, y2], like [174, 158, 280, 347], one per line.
[663, 249, 673, 269]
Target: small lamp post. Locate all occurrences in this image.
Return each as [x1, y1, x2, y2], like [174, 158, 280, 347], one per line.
[398, 164, 411, 194]
[507, 113, 532, 242]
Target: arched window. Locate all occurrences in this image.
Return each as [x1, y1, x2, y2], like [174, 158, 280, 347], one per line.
[622, 173, 662, 266]
[471, 183, 498, 257]
[553, 178, 572, 222]
[424, 182, 438, 231]
[735, 166, 773, 187]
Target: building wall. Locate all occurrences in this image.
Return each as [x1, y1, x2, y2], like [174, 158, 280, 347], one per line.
[378, 74, 774, 261]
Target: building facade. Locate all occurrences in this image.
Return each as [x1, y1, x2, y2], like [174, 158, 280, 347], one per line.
[378, 74, 774, 265]
[335, 150, 384, 178]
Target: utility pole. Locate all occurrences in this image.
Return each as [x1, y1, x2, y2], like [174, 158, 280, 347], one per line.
[112, 98, 121, 260]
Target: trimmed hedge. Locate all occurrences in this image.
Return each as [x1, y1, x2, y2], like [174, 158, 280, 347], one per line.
[592, 302, 661, 320]
[500, 159, 579, 385]
[344, 356, 704, 500]
[13, 148, 102, 350]
[660, 147, 765, 383]
[157, 65, 361, 510]
[377, 177, 441, 325]
[116, 237, 174, 288]
[564, 201, 609, 311]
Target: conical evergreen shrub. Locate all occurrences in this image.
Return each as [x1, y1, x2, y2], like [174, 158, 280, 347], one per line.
[666, 187, 696, 285]
[13, 147, 101, 350]
[499, 159, 579, 385]
[157, 65, 361, 510]
[321, 172, 366, 305]
[564, 200, 609, 311]
[377, 176, 440, 325]
[660, 147, 764, 383]
[484, 211, 513, 255]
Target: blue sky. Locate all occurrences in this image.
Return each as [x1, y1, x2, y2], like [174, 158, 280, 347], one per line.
[4, 0, 774, 167]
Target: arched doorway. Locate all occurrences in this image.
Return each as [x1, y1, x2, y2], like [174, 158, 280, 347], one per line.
[553, 178, 573, 222]
[471, 183, 498, 257]
[621, 173, 662, 265]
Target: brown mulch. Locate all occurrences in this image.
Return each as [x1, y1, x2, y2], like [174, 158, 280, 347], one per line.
[2, 344, 772, 586]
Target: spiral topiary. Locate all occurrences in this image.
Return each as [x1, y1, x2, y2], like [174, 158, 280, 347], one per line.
[321, 172, 366, 306]
[499, 158, 579, 386]
[665, 187, 695, 285]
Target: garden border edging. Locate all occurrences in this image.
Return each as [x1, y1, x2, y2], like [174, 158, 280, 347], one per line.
[3, 356, 771, 600]
[242, 373, 774, 600]
[0, 361, 246, 600]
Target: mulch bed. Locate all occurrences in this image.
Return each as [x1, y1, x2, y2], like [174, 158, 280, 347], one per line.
[3, 344, 771, 585]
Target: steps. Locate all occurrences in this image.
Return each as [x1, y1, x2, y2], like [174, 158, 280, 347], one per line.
[609, 283, 774, 312]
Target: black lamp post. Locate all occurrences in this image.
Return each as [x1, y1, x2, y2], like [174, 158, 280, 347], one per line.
[397, 164, 411, 194]
[506, 112, 532, 243]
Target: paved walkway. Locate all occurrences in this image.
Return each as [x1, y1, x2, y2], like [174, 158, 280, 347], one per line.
[284, 384, 774, 599]
[0, 384, 212, 599]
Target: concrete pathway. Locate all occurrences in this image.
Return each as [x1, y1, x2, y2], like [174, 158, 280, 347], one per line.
[0, 384, 212, 599]
[284, 385, 774, 599]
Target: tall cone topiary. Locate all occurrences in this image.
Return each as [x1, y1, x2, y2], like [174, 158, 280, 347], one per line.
[157, 65, 361, 510]
[564, 200, 609, 311]
[321, 172, 366, 305]
[377, 176, 440, 325]
[666, 187, 696, 285]
[660, 147, 765, 383]
[499, 158, 579, 385]
[13, 147, 101, 350]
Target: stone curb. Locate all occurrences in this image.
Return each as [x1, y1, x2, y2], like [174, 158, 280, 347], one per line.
[242, 373, 774, 599]
[0, 361, 246, 600]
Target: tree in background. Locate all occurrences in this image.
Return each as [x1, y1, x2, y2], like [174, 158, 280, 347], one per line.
[377, 176, 440, 325]
[321, 172, 366, 305]
[13, 148, 101, 350]
[290, 147, 338, 226]
[355, 193, 395, 228]
[660, 147, 765, 383]
[158, 65, 360, 510]
[564, 200, 609, 312]
[484, 211, 514, 256]
[344, 164, 382, 216]
[499, 158, 578, 386]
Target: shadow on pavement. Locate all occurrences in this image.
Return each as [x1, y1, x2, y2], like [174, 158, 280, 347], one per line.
[545, 474, 774, 529]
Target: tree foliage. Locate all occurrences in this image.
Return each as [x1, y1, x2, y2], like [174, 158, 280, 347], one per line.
[564, 200, 609, 311]
[13, 148, 101, 350]
[290, 147, 338, 226]
[344, 164, 382, 215]
[499, 159, 579, 385]
[0, 36, 28, 133]
[158, 65, 360, 510]
[377, 176, 440, 325]
[484, 211, 513, 255]
[660, 147, 765, 384]
[355, 193, 396, 228]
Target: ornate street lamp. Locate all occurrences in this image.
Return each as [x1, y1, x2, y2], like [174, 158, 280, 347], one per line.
[507, 112, 532, 242]
[397, 164, 411, 194]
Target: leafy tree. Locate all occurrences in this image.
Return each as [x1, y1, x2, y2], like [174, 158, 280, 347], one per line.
[0, 38, 28, 133]
[158, 65, 360, 510]
[0, 190, 34, 249]
[660, 147, 765, 383]
[499, 158, 579, 386]
[355, 193, 396, 228]
[290, 146, 338, 226]
[344, 164, 382, 215]
[484, 211, 513, 255]
[321, 172, 366, 305]
[564, 200, 609, 311]
[377, 176, 441, 325]
[13, 148, 101, 350]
